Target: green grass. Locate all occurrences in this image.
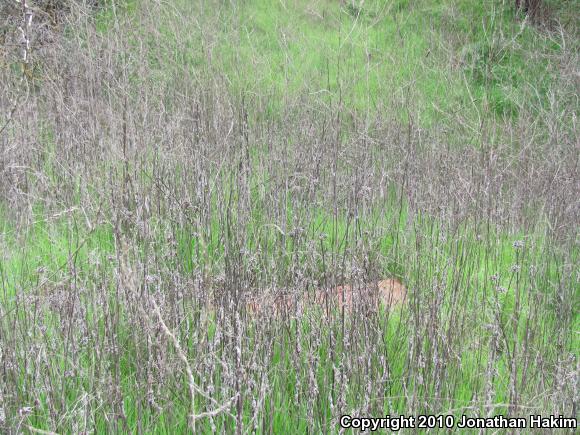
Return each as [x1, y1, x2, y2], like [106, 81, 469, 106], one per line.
[2, 196, 577, 425]
[0, 206, 115, 298]
[1, 0, 577, 432]
[94, 0, 562, 126]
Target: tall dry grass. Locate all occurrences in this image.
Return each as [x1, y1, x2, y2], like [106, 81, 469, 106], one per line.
[0, 1, 578, 433]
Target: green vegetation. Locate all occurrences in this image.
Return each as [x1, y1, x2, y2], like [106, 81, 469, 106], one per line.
[94, 0, 569, 123]
[0, 0, 577, 433]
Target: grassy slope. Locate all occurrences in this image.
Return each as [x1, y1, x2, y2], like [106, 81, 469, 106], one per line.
[108, 0, 564, 124]
[0, 0, 578, 433]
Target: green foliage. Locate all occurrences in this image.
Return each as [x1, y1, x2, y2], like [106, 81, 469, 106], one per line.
[1, 0, 577, 433]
